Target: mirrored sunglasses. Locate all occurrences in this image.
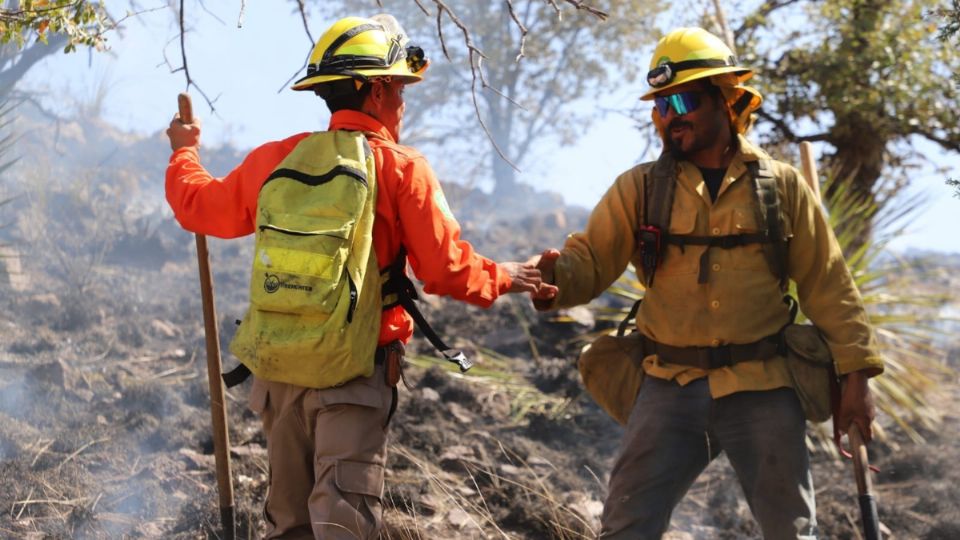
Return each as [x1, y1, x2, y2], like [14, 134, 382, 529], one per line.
[654, 91, 703, 117]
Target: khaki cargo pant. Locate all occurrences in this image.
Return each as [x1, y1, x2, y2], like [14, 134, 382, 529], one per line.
[249, 362, 395, 539]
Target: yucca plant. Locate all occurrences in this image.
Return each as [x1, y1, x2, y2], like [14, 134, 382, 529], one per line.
[580, 168, 952, 451]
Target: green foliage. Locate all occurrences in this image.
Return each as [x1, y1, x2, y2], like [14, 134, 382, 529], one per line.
[728, 0, 960, 244]
[937, 0, 960, 42]
[0, 1, 110, 52]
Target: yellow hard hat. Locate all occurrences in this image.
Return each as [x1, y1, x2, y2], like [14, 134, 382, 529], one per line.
[640, 27, 752, 101]
[292, 15, 429, 91]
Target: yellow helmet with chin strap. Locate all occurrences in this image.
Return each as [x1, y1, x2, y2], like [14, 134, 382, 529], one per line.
[645, 27, 762, 136]
[292, 15, 429, 91]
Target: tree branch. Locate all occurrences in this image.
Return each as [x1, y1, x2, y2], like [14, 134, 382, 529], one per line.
[912, 127, 960, 152]
[734, 0, 804, 40]
[176, 0, 217, 113]
[276, 0, 315, 92]
[756, 109, 829, 142]
[0, 34, 68, 95]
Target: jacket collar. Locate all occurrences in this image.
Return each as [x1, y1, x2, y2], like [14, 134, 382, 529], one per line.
[329, 110, 395, 143]
[676, 134, 771, 204]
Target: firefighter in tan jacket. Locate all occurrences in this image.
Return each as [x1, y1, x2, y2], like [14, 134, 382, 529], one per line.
[533, 28, 883, 539]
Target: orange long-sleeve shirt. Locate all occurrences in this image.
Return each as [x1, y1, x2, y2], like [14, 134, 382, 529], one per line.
[165, 110, 512, 346]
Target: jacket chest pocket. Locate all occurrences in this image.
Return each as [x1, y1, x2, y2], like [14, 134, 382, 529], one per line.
[730, 206, 791, 272]
[659, 206, 699, 276]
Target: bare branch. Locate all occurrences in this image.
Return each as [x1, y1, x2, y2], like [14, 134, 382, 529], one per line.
[273, 0, 316, 92]
[238, 0, 246, 28]
[546, 0, 562, 17]
[196, 0, 226, 26]
[176, 0, 217, 113]
[470, 52, 519, 172]
[710, 0, 736, 53]
[295, 0, 314, 45]
[756, 109, 828, 143]
[412, 0, 431, 16]
[912, 127, 960, 152]
[505, 0, 527, 62]
[559, 0, 608, 20]
[734, 0, 803, 40]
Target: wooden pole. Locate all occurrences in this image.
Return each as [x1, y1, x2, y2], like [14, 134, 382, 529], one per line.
[178, 92, 236, 540]
[800, 140, 880, 539]
[799, 141, 822, 202]
[849, 424, 882, 540]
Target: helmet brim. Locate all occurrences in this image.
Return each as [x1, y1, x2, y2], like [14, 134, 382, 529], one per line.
[292, 65, 425, 91]
[640, 66, 752, 100]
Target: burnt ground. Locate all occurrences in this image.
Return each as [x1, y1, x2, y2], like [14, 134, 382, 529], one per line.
[1, 178, 959, 539]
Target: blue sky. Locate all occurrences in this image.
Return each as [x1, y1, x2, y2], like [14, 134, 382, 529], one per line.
[20, 2, 960, 253]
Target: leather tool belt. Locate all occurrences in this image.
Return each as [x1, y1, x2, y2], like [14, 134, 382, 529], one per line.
[645, 333, 783, 370]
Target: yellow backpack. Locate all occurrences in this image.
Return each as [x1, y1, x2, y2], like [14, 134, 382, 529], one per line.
[228, 131, 381, 389]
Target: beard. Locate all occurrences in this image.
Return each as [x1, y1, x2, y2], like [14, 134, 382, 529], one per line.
[666, 116, 731, 161]
[667, 119, 697, 160]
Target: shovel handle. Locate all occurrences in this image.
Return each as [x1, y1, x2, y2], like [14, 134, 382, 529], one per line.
[179, 92, 236, 540]
[848, 424, 872, 495]
[849, 424, 881, 540]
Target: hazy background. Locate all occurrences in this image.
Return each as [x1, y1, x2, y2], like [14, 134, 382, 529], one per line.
[17, 1, 959, 253]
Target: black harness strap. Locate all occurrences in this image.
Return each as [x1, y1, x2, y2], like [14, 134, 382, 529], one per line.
[640, 156, 789, 287]
[639, 153, 678, 287]
[749, 160, 789, 289]
[662, 230, 773, 284]
[222, 363, 251, 388]
[381, 246, 473, 372]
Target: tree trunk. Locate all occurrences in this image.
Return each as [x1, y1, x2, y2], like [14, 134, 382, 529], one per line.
[822, 0, 886, 254]
[824, 114, 887, 252]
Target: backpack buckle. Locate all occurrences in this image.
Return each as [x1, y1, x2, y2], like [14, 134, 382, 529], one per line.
[443, 349, 473, 372]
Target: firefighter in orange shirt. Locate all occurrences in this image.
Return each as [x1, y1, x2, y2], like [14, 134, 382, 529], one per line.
[165, 15, 556, 539]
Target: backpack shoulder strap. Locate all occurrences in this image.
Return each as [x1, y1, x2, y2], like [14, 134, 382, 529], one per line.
[648, 152, 677, 232]
[747, 159, 789, 288]
[380, 246, 473, 373]
[638, 153, 678, 287]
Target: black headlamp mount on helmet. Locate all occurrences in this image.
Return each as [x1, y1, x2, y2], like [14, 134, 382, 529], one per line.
[646, 56, 739, 88]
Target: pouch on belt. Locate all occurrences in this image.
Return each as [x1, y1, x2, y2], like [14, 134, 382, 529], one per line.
[783, 323, 838, 423]
[577, 332, 646, 426]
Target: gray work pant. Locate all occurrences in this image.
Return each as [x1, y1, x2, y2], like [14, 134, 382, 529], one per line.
[598, 376, 817, 540]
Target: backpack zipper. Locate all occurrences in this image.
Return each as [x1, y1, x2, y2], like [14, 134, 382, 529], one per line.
[347, 274, 358, 323]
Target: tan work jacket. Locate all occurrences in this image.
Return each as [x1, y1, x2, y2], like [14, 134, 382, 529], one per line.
[552, 136, 883, 398]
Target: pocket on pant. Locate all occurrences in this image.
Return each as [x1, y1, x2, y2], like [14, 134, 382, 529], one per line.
[332, 460, 384, 539]
[336, 460, 384, 499]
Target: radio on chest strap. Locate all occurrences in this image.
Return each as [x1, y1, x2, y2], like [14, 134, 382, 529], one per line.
[637, 153, 789, 288]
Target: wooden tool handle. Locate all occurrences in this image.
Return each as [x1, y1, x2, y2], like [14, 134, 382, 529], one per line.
[849, 424, 873, 496]
[799, 141, 822, 203]
[178, 90, 234, 539]
[177, 92, 194, 124]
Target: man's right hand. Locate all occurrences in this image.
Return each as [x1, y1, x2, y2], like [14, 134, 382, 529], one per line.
[528, 248, 560, 311]
[166, 113, 201, 151]
[501, 261, 558, 298]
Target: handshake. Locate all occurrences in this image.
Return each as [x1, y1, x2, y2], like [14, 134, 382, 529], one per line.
[501, 248, 562, 310]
